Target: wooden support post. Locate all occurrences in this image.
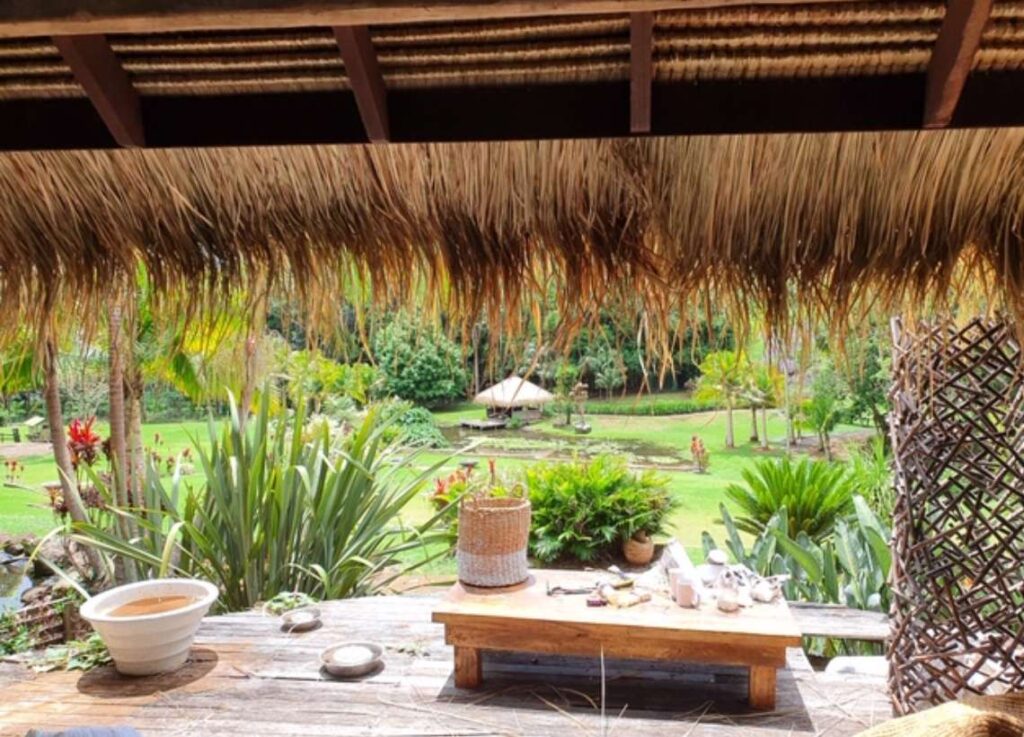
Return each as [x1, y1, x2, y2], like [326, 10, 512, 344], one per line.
[453, 646, 482, 689]
[52, 34, 144, 147]
[630, 11, 654, 134]
[923, 0, 993, 128]
[748, 665, 777, 710]
[333, 25, 390, 142]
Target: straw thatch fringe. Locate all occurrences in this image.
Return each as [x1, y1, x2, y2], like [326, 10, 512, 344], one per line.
[1, 130, 1023, 353]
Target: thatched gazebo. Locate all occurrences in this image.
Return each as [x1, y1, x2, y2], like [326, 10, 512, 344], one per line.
[472, 376, 554, 422]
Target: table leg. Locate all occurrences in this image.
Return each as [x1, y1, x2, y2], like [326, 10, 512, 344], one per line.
[748, 665, 777, 710]
[454, 646, 482, 689]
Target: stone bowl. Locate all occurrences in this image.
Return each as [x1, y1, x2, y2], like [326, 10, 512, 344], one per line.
[80, 578, 218, 676]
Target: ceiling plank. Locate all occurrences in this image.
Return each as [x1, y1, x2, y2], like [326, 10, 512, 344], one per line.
[630, 12, 653, 133]
[0, 0, 875, 37]
[52, 34, 144, 146]
[923, 0, 993, 128]
[333, 26, 389, 142]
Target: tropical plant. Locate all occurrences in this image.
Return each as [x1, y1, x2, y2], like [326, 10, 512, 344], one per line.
[70, 394, 455, 611]
[525, 455, 674, 563]
[702, 497, 891, 655]
[724, 456, 855, 542]
[392, 406, 449, 448]
[801, 360, 848, 460]
[373, 317, 469, 407]
[847, 435, 894, 519]
[695, 350, 750, 448]
[745, 364, 783, 450]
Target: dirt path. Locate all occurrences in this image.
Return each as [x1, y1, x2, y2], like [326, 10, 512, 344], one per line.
[0, 441, 51, 460]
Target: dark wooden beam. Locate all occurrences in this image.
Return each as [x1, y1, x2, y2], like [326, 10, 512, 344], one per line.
[9, 71, 1024, 151]
[923, 0, 993, 128]
[0, 0, 877, 37]
[333, 25, 389, 142]
[52, 33, 144, 147]
[630, 12, 654, 134]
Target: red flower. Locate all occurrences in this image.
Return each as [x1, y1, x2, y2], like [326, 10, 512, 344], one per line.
[67, 416, 102, 469]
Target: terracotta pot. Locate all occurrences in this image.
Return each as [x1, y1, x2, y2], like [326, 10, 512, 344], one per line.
[622, 532, 655, 566]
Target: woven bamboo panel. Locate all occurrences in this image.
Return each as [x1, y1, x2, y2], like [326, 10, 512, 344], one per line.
[888, 317, 1024, 714]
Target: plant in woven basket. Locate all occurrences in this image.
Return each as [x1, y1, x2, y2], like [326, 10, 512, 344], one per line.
[455, 459, 531, 587]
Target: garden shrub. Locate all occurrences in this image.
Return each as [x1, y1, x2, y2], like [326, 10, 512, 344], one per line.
[394, 406, 449, 448]
[373, 318, 468, 407]
[525, 455, 674, 563]
[725, 456, 855, 542]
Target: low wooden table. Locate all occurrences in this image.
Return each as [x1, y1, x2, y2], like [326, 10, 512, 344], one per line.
[432, 569, 803, 710]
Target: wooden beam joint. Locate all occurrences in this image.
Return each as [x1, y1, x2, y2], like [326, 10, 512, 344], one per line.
[334, 25, 389, 142]
[52, 33, 144, 147]
[923, 0, 993, 128]
[630, 12, 654, 134]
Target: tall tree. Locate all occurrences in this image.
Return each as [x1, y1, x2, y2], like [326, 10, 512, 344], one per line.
[696, 350, 750, 449]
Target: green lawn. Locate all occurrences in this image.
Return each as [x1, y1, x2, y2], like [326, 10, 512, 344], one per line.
[0, 421, 207, 537]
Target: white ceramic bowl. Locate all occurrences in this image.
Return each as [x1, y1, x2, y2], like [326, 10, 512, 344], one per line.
[80, 578, 218, 676]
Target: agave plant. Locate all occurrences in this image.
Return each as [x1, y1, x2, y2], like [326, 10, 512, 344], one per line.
[71, 392, 455, 611]
[725, 456, 855, 542]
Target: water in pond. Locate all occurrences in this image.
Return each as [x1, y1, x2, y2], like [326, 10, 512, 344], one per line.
[439, 426, 685, 465]
[0, 551, 32, 614]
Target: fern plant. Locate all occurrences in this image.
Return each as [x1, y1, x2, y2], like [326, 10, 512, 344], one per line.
[724, 456, 854, 542]
[526, 455, 673, 563]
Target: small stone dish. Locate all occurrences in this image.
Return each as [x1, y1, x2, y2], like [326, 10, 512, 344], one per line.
[320, 641, 383, 678]
[280, 606, 322, 633]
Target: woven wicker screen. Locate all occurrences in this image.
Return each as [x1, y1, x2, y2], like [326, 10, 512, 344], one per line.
[888, 317, 1024, 715]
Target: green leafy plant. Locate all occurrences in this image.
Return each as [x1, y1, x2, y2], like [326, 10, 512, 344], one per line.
[702, 497, 891, 656]
[800, 360, 849, 460]
[526, 455, 674, 563]
[71, 393, 455, 612]
[725, 456, 855, 542]
[25, 634, 112, 672]
[373, 317, 468, 407]
[263, 591, 319, 615]
[847, 435, 894, 520]
[393, 405, 449, 448]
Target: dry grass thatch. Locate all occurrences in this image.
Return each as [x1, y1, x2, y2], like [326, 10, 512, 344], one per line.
[0, 129, 1022, 354]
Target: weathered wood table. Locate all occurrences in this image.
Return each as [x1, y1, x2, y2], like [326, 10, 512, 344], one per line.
[433, 570, 803, 710]
[0, 590, 888, 736]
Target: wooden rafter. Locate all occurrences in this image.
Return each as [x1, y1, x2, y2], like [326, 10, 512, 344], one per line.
[0, 0, 876, 37]
[630, 12, 654, 134]
[923, 0, 993, 128]
[52, 34, 144, 147]
[334, 25, 389, 142]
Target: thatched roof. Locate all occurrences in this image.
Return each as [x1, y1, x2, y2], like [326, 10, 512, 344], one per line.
[4, 3, 1024, 100]
[2, 128, 1024, 348]
[474, 376, 554, 408]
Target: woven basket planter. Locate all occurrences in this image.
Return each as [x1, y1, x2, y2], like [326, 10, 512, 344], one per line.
[457, 497, 531, 588]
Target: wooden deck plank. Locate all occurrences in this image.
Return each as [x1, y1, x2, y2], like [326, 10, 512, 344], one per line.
[0, 591, 890, 737]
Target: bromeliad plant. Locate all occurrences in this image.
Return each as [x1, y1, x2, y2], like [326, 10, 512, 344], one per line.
[71, 393, 456, 612]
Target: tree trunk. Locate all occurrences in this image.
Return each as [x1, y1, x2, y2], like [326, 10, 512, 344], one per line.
[107, 303, 129, 511]
[750, 405, 759, 442]
[125, 368, 145, 507]
[239, 334, 258, 428]
[725, 398, 735, 448]
[760, 407, 769, 450]
[42, 337, 104, 580]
